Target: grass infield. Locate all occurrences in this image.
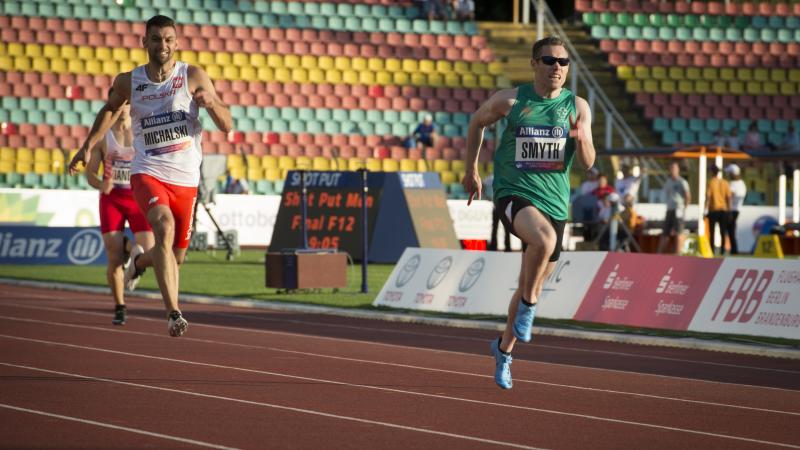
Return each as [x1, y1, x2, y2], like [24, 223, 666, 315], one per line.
[0, 249, 797, 349]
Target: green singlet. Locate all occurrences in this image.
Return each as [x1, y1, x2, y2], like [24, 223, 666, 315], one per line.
[493, 84, 577, 220]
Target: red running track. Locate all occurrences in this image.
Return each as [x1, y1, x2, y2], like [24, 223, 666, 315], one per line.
[0, 283, 799, 449]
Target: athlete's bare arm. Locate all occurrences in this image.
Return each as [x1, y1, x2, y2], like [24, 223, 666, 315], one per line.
[462, 88, 518, 204]
[187, 65, 232, 133]
[85, 138, 112, 194]
[69, 73, 132, 175]
[570, 96, 595, 169]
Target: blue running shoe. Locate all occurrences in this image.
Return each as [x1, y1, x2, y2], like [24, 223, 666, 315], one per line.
[490, 338, 512, 389]
[513, 301, 536, 342]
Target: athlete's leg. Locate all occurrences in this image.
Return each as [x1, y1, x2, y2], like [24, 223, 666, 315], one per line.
[102, 231, 126, 306]
[145, 204, 180, 313]
[134, 230, 155, 253]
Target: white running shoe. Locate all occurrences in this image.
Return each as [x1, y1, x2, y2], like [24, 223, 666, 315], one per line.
[123, 244, 145, 292]
[168, 310, 188, 337]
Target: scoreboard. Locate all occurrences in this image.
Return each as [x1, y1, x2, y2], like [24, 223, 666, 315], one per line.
[269, 171, 459, 263]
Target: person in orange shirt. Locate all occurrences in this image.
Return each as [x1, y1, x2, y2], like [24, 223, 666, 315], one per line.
[706, 165, 732, 256]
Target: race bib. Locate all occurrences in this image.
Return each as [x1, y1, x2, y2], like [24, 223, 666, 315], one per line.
[111, 159, 131, 186]
[141, 110, 193, 156]
[514, 125, 567, 171]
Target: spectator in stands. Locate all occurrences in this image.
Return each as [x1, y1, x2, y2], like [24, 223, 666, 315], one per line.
[725, 128, 741, 150]
[406, 114, 438, 150]
[741, 123, 764, 151]
[483, 174, 511, 251]
[779, 125, 799, 153]
[417, 0, 449, 21]
[614, 164, 643, 203]
[592, 173, 614, 203]
[224, 170, 250, 195]
[706, 164, 732, 256]
[620, 193, 643, 237]
[657, 161, 691, 255]
[461, 36, 596, 389]
[725, 164, 746, 255]
[576, 167, 599, 196]
[452, 0, 475, 21]
[85, 90, 154, 326]
[713, 129, 727, 148]
[68, 15, 232, 338]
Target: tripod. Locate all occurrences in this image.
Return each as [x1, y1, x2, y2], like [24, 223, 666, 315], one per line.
[192, 166, 235, 261]
[592, 211, 642, 252]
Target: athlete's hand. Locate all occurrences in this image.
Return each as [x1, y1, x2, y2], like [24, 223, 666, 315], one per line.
[192, 87, 215, 109]
[569, 114, 587, 142]
[462, 170, 482, 206]
[68, 146, 89, 176]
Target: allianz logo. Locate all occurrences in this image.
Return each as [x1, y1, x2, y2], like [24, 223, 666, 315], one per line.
[0, 230, 104, 265]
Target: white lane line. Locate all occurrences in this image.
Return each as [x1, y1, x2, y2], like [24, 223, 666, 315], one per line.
[0, 362, 542, 450]
[1, 335, 799, 449]
[0, 402, 241, 450]
[3, 301, 799, 395]
[0, 313, 797, 417]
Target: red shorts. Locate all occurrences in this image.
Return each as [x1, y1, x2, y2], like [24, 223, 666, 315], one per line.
[99, 188, 152, 234]
[131, 173, 198, 249]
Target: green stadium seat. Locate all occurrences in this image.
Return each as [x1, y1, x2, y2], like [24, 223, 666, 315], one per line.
[761, 28, 777, 42]
[175, 10, 193, 24]
[655, 26, 673, 40]
[625, 26, 642, 40]
[705, 119, 720, 132]
[5, 172, 23, 188]
[255, 180, 273, 195]
[734, 16, 749, 29]
[273, 180, 285, 194]
[689, 119, 704, 132]
[344, 17, 360, 31]
[62, 111, 80, 126]
[21, 2, 37, 16]
[41, 173, 60, 189]
[684, 14, 699, 28]
[616, 13, 632, 26]
[1, 97, 19, 110]
[323, 121, 341, 134]
[709, 28, 725, 41]
[751, 16, 767, 29]
[777, 29, 793, 43]
[22, 172, 41, 188]
[590, 25, 608, 39]
[270, 119, 289, 133]
[226, 11, 244, 26]
[608, 26, 624, 40]
[582, 12, 597, 26]
[2, 2, 21, 15]
[10, 110, 26, 124]
[303, 2, 319, 15]
[319, 2, 336, 15]
[599, 12, 615, 26]
[768, 16, 784, 29]
[632, 13, 648, 27]
[693, 28, 709, 41]
[45, 111, 62, 125]
[261, 13, 278, 27]
[743, 28, 759, 42]
[666, 14, 681, 27]
[725, 28, 742, 41]
[676, 27, 692, 40]
[193, 10, 210, 25]
[787, 17, 800, 30]
[286, 1, 303, 15]
[699, 14, 718, 28]
[374, 123, 391, 135]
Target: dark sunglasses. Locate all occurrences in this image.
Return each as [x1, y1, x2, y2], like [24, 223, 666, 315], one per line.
[538, 56, 570, 67]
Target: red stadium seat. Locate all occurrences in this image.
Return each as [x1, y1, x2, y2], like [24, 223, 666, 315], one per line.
[269, 144, 287, 157]
[390, 146, 407, 160]
[313, 134, 332, 146]
[358, 96, 375, 110]
[332, 134, 349, 147]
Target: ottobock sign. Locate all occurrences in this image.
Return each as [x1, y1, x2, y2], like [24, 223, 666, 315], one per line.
[689, 258, 800, 339]
[0, 226, 107, 265]
[373, 248, 605, 318]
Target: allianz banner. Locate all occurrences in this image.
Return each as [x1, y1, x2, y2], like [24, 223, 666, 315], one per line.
[373, 248, 606, 318]
[0, 226, 107, 265]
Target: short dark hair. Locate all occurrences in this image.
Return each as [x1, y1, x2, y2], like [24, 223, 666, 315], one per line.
[710, 165, 720, 175]
[146, 15, 176, 34]
[532, 36, 566, 59]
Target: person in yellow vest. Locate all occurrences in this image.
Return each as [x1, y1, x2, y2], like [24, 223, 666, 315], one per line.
[706, 165, 732, 256]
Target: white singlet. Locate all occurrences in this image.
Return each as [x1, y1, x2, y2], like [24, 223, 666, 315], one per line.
[103, 128, 134, 190]
[130, 61, 203, 187]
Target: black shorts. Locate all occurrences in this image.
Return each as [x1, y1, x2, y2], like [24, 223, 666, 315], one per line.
[495, 195, 566, 262]
[662, 209, 684, 235]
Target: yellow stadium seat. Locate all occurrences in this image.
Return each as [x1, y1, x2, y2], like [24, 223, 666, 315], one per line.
[25, 43, 42, 58]
[0, 55, 12, 71]
[232, 52, 248, 67]
[435, 60, 453, 73]
[266, 54, 283, 69]
[14, 56, 31, 71]
[274, 67, 292, 82]
[719, 68, 736, 81]
[433, 159, 450, 172]
[0, 161, 13, 173]
[317, 56, 334, 70]
[780, 82, 797, 95]
[685, 67, 701, 80]
[342, 70, 358, 84]
[261, 155, 278, 169]
[278, 156, 296, 170]
[32, 57, 49, 72]
[410, 72, 426, 86]
[429, 72, 445, 87]
[642, 79, 659, 93]
[753, 68, 769, 82]
[668, 67, 685, 80]
[247, 167, 263, 180]
[351, 57, 367, 71]
[7, 42, 24, 57]
[264, 167, 282, 181]
[399, 159, 416, 172]
[130, 49, 147, 64]
[470, 61, 487, 75]
[101, 60, 118, 76]
[444, 73, 460, 87]
[711, 81, 728, 94]
[462, 73, 478, 88]
[111, 47, 128, 62]
[325, 69, 342, 84]
[240, 66, 257, 81]
[223, 66, 240, 79]
[385, 58, 401, 72]
[60, 45, 77, 59]
[179, 50, 198, 65]
[416, 159, 429, 172]
[677, 80, 693, 94]
[206, 65, 223, 80]
[291, 67, 309, 83]
[488, 62, 504, 75]
[248, 53, 265, 68]
[300, 55, 316, 70]
[440, 171, 457, 184]
[330, 158, 347, 170]
[770, 70, 786, 82]
[393, 71, 409, 85]
[402, 59, 419, 72]
[451, 160, 465, 173]
[333, 56, 349, 71]
[625, 79, 642, 92]
[77, 45, 93, 60]
[230, 167, 245, 180]
[227, 154, 244, 169]
[365, 158, 382, 172]
[746, 82, 762, 95]
[382, 159, 399, 172]
[0, 147, 14, 161]
[86, 60, 103, 74]
[312, 157, 330, 171]
[375, 71, 392, 85]
[215, 52, 232, 66]
[358, 70, 375, 85]
[16, 148, 33, 162]
[701, 68, 718, 81]
[42, 44, 59, 58]
[120, 61, 136, 72]
[479, 74, 494, 89]
[788, 69, 800, 82]
[50, 58, 67, 73]
[367, 57, 384, 71]
[694, 80, 710, 93]
[737, 68, 753, 81]
[245, 155, 261, 169]
[616, 66, 633, 80]
[33, 162, 49, 175]
[308, 68, 325, 83]
[295, 156, 312, 169]
[763, 82, 778, 95]
[94, 47, 111, 60]
[34, 148, 51, 162]
[453, 61, 470, 73]
[257, 66, 274, 81]
[15, 162, 33, 173]
[419, 59, 435, 73]
[348, 158, 365, 171]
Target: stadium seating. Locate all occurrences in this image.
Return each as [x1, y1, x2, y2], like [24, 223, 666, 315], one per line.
[0, 1, 506, 195]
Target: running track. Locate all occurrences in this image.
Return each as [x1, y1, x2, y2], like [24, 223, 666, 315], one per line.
[1, 283, 799, 449]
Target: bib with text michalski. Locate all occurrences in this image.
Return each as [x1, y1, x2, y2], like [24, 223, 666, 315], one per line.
[514, 124, 567, 171]
[140, 110, 193, 157]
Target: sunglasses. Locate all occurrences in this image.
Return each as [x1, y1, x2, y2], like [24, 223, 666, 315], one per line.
[538, 56, 570, 67]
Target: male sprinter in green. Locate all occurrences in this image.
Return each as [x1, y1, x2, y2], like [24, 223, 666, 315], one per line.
[462, 36, 596, 389]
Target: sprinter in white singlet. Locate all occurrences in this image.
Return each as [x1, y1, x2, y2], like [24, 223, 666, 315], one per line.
[69, 15, 232, 337]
